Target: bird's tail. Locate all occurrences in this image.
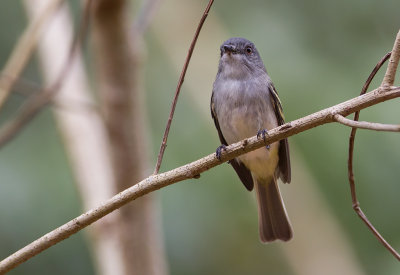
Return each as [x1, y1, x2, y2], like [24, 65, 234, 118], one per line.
[255, 178, 292, 242]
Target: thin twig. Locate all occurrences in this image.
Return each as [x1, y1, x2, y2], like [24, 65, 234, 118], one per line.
[348, 49, 400, 261]
[153, 0, 214, 174]
[1, 85, 400, 273]
[334, 114, 400, 132]
[381, 30, 400, 87]
[0, 0, 65, 110]
[0, 0, 93, 149]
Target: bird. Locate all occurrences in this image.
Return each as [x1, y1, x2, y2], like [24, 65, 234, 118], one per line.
[210, 37, 292, 242]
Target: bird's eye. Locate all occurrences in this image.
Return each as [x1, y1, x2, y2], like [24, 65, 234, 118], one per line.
[246, 46, 252, 54]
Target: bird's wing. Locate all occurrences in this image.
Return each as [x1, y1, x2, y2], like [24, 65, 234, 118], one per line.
[211, 92, 254, 191]
[269, 83, 291, 183]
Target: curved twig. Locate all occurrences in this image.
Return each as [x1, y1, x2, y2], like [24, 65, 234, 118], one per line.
[347, 49, 400, 261]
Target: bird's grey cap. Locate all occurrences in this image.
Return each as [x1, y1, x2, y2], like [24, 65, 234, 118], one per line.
[218, 37, 266, 75]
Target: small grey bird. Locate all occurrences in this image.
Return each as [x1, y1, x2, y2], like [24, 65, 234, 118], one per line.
[211, 37, 292, 242]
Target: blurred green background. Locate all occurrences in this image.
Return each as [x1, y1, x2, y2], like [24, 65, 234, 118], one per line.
[0, 0, 399, 274]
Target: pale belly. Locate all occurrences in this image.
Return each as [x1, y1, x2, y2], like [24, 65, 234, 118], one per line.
[219, 106, 279, 180]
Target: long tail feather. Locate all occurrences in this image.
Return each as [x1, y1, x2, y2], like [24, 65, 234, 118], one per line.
[255, 178, 292, 242]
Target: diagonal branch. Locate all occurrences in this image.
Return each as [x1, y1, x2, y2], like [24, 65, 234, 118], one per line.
[0, 85, 399, 273]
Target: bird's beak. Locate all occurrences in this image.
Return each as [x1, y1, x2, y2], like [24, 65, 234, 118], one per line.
[223, 44, 236, 54]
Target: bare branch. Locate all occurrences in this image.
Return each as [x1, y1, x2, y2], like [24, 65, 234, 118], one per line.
[0, 0, 65, 110]
[0, 85, 399, 273]
[334, 114, 400, 132]
[0, 0, 93, 150]
[153, 0, 214, 174]
[382, 30, 400, 87]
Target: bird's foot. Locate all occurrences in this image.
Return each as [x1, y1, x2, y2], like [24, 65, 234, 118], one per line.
[257, 129, 269, 141]
[216, 145, 227, 160]
[257, 129, 271, 150]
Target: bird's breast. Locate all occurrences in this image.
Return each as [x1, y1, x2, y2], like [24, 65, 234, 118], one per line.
[214, 78, 277, 143]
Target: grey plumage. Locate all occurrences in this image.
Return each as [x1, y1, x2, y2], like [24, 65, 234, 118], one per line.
[211, 37, 292, 242]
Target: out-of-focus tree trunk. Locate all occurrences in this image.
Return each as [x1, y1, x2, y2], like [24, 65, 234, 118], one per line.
[91, 1, 167, 274]
[23, 1, 127, 275]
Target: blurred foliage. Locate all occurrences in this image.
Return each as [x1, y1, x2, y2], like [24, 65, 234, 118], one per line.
[0, 0, 399, 274]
